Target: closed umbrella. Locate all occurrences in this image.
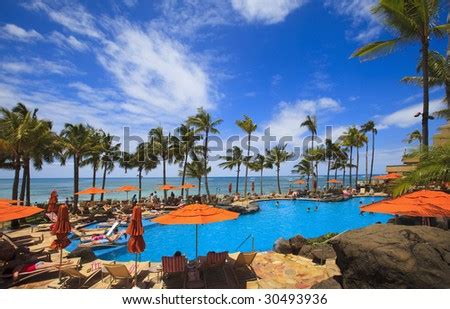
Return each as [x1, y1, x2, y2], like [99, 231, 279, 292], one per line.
[50, 204, 71, 282]
[152, 203, 239, 259]
[228, 183, 232, 194]
[251, 181, 255, 193]
[126, 206, 145, 287]
[47, 190, 59, 213]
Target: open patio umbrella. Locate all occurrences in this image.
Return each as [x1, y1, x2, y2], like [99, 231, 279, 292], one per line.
[126, 205, 145, 287]
[178, 183, 196, 197]
[152, 203, 239, 259]
[75, 187, 108, 195]
[47, 190, 59, 213]
[50, 204, 71, 282]
[360, 190, 450, 218]
[158, 184, 175, 191]
[327, 179, 342, 184]
[0, 198, 23, 205]
[292, 179, 305, 185]
[373, 173, 402, 180]
[0, 204, 44, 223]
[115, 185, 140, 201]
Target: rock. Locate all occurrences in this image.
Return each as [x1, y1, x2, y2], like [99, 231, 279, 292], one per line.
[298, 243, 336, 264]
[311, 277, 342, 289]
[67, 247, 97, 263]
[298, 244, 314, 258]
[228, 204, 260, 214]
[330, 224, 450, 288]
[0, 239, 16, 261]
[289, 235, 307, 255]
[273, 237, 293, 254]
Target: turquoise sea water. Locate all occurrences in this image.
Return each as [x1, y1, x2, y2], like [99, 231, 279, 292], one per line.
[0, 176, 360, 203]
[66, 196, 389, 262]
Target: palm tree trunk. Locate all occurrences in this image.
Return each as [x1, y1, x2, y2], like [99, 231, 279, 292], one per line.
[91, 165, 97, 202]
[369, 131, 375, 184]
[138, 167, 142, 200]
[276, 165, 281, 194]
[349, 146, 353, 188]
[181, 152, 188, 198]
[326, 158, 331, 189]
[236, 164, 240, 194]
[311, 133, 316, 191]
[12, 154, 20, 200]
[100, 164, 107, 201]
[334, 162, 338, 180]
[204, 130, 211, 200]
[73, 156, 79, 213]
[19, 163, 26, 203]
[306, 173, 310, 191]
[163, 157, 167, 202]
[342, 165, 346, 186]
[25, 160, 31, 206]
[421, 36, 430, 148]
[198, 177, 201, 195]
[446, 12, 450, 109]
[356, 147, 360, 187]
[260, 168, 263, 195]
[365, 141, 368, 184]
[243, 132, 250, 196]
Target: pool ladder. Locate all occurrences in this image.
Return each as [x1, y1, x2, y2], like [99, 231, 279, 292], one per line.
[235, 234, 255, 252]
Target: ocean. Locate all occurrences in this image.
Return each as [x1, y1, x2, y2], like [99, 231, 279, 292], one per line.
[0, 175, 362, 203]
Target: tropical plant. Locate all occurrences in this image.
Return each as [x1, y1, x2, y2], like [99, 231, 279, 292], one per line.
[80, 129, 103, 201]
[404, 129, 422, 148]
[354, 131, 368, 187]
[219, 146, 245, 193]
[266, 144, 293, 194]
[60, 123, 97, 212]
[352, 0, 446, 148]
[393, 144, 450, 196]
[132, 143, 158, 199]
[300, 115, 317, 190]
[183, 155, 211, 196]
[187, 108, 222, 201]
[99, 133, 121, 201]
[324, 139, 342, 188]
[360, 121, 377, 184]
[305, 145, 326, 189]
[236, 115, 257, 196]
[342, 126, 359, 188]
[292, 158, 314, 190]
[248, 154, 272, 195]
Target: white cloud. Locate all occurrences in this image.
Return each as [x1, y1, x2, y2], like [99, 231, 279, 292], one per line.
[231, 0, 307, 24]
[377, 99, 446, 129]
[49, 31, 88, 51]
[123, 0, 138, 8]
[0, 58, 77, 75]
[0, 24, 43, 42]
[271, 74, 282, 87]
[324, 0, 381, 42]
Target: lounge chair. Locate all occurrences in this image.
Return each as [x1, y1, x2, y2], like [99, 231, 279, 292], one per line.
[229, 252, 258, 286]
[103, 262, 144, 288]
[1, 233, 43, 247]
[58, 264, 102, 288]
[203, 251, 229, 288]
[0, 234, 51, 261]
[161, 256, 187, 288]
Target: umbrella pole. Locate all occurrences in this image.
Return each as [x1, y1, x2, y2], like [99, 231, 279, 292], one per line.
[195, 224, 198, 260]
[135, 253, 138, 287]
[58, 248, 63, 283]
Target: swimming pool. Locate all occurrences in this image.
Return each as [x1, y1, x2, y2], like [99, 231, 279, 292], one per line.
[67, 196, 390, 262]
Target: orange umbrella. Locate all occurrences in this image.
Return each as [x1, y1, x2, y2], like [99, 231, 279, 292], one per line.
[178, 183, 196, 189]
[360, 190, 450, 218]
[158, 184, 175, 191]
[115, 185, 140, 200]
[0, 204, 44, 223]
[126, 205, 145, 286]
[50, 204, 71, 282]
[327, 179, 342, 184]
[373, 173, 402, 180]
[47, 190, 59, 213]
[0, 198, 23, 205]
[152, 203, 239, 258]
[293, 179, 305, 185]
[75, 187, 108, 195]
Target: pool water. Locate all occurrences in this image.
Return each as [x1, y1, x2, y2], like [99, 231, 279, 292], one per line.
[67, 197, 390, 262]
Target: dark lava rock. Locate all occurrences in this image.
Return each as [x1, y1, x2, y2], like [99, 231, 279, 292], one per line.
[67, 247, 97, 263]
[228, 203, 260, 215]
[273, 237, 292, 254]
[298, 243, 336, 264]
[311, 276, 342, 289]
[330, 224, 450, 288]
[289, 235, 308, 255]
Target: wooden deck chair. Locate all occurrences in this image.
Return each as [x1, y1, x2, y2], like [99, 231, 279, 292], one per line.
[161, 256, 187, 288]
[230, 252, 258, 286]
[60, 265, 101, 288]
[103, 263, 142, 288]
[203, 251, 229, 288]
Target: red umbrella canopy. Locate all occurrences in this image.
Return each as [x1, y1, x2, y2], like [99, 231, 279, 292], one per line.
[50, 204, 71, 250]
[126, 206, 145, 253]
[228, 183, 232, 193]
[47, 190, 59, 213]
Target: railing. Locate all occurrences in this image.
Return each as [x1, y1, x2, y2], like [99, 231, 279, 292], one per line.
[235, 233, 255, 252]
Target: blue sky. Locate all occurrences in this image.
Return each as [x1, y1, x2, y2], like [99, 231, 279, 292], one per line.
[0, 0, 448, 178]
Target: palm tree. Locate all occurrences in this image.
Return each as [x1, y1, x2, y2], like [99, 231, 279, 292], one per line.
[149, 127, 175, 202]
[342, 127, 359, 188]
[360, 121, 377, 184]
[292, 158, 313, 191]
[300, 115, 317, 191]
[393, 144, 449, 196]
[132, 143, 158, 199]
[354, 131, 368, 187]
[99, 133, 121, 201]
[236, 115, 257, 196]
[183, 156, 210, 196]
[60, 124, 96, 212]
[305, 145, 326, 189]
[174, 123, 201, 198]
[80, 129, 103, 201]
[187, 108, 222, 201]
[404, 130, 422, 148]
[266, 144, 293, 194]
[219, 146, 245, 193]
[352, 0, 446, 148]
[324, 139, 341, 188]
[248, 154, 271, 195]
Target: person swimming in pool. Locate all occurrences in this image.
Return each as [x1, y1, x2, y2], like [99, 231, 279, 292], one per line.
[314, 206, 319, 212]
[275, 201, 280, 207]
[306, 207, 310, 212]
